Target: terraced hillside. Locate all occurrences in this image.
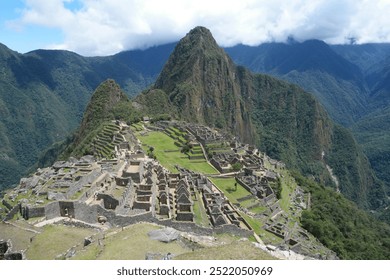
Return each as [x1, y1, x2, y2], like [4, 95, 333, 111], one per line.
[91, 122, 123, 159]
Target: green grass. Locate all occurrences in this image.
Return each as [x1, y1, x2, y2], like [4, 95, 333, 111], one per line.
[248, 205, 267, 214]
[193, 195, 210, 227]
[4, 189, 50, 208]
[240, 213, 283, 245]
[112, 186, 126, 198]
[0, 222, 38, 251]
[73, 223, 280, 260]
[240, 213, 263, 234]
[279, 170, 296, 213]
[77, 223, 191, 260]
[71, 243, 102, 260]
[174, 239, 277, 260]
[210, 178, 252, 204]
[130, 122, 143, 132]
[70, 187, 88, 200]
[239, 197, 258, 208]
[138, 131, 217, 174]
[26, 224, 97, 260]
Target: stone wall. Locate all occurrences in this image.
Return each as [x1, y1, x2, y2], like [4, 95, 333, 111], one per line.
[0, 240, 23, 260]
[45, 201, 61, 219]
[3, 204, 20, 221]
[36, 200, 252, 239]
[0, 240, 8, 257]
[176, 212, 193, 222]
[214, 224, 253, 238]
[188, 155, 204, 160]
[73, 202, 100, 224]
[235, 177, 252, 193]
[133, 201, 150, 211]
[59, 201, 75, 218]
[22, 206, 45, 220]
[158, 220, 213, 236]
[96, 193, 119, 210]
[1, 199, 13, 210]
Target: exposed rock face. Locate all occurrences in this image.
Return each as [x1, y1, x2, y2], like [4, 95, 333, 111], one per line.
[137, 26, 385, 209]
[0, 240, 23, 260]
[154, 27, 256, 144]
[148, 227, 180, 243]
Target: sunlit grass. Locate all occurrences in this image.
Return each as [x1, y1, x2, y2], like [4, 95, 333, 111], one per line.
[210, 177, 251, 204]
[138, 131, 217, 174]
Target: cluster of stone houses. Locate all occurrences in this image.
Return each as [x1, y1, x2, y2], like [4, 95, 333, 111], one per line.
[210, 152, 265, 173]
[236, 173, 276, 203]
[185, 123, 226, 146]
[6, 120, 280, 232]
[3, 120, 331, 259]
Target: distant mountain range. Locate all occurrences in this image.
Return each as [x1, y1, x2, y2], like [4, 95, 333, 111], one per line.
[225, 41, 390, 198]
[0, 42, 174, 188]
[0, 28, 389, 213]
[133, 27, 386, 210]
[55, 28, 390, 259]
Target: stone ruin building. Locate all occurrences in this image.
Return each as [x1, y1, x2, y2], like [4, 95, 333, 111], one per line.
[1, 120, 335, 259]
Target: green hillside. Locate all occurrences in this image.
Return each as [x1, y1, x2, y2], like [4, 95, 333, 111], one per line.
[226, 41, 390, 202]
[136, 27, 385, 209]
[0, 43, 173, 190]
[61, 79, 141, 158]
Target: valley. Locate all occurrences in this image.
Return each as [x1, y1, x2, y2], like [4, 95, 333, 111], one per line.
[1, 26, 390, 260]
[0, 119, 336, 260]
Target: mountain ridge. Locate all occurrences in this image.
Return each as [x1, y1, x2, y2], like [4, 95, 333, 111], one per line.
[0, 42, 174, 189]
[0, 28, 389, 210]
[225, 39, 390, 199]
[135, 26, 385, 209]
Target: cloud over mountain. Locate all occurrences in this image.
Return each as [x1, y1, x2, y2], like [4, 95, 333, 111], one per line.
[8, 0, 390, 55]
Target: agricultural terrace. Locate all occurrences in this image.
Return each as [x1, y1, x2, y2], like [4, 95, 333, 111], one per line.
[136, 129, 217, 174]
[210, 178, 267, 215]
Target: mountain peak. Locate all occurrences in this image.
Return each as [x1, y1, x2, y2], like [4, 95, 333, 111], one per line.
[152, 26, 255, 143]
[188, 26, 213, 37]
[185, 26, 216, 46]
[182, 26, 220, 53]
[70, 79, 128, 148]
[154, 25, 231, 93]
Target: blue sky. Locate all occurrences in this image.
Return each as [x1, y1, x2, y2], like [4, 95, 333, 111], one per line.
[0, 0, 74, 53]
[1, 0, 390, 56]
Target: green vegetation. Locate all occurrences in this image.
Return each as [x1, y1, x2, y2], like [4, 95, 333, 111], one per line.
[174, 239, 277, 260]
[2, 189, 50, 208]
[137, 130, 217, 174]
[192, 196, 210, 227]
[73, 223, 190, 260]
[231, 162, 243, 171]
[227, 42, 390, 210]
[0, 42, 173, 191]
[352, 106, 390, 195]
[279, 174, 295, 212]
[0, 221, 38, 251]
[292, 171, 390, 259]
[26, 224, 97, 260]
[136, 26, 386, 211]
[211, 178, 251, 204]
[61, 79, 142, 159]
[239, 213, 284, 245]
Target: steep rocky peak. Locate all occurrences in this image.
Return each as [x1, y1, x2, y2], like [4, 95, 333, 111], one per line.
[151, 26, 255, 144]
[154, 26, 233, 92]
[184, 26, 219, 49]
[76, 79, 128, 140]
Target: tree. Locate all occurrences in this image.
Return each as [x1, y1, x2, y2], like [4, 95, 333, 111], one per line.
[181, 144, 190, 154]
[231, 162, 243, 172]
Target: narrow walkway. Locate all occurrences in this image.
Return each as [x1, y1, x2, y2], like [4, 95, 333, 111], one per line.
[5, 221, 41, 234]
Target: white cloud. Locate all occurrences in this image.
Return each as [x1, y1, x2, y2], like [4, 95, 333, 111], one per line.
[9, 0, 390, 55]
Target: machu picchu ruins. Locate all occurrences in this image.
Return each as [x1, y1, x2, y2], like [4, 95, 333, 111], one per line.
[0, 119, 337, 260]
